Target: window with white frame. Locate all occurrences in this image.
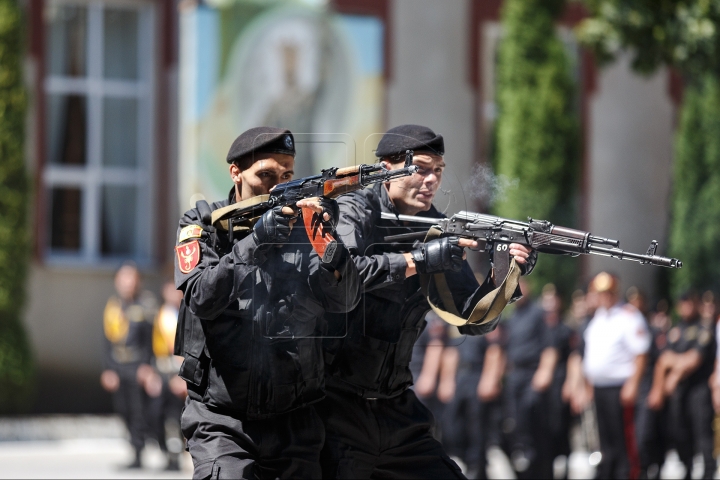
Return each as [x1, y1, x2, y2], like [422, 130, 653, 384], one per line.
[43, 0, 155, 265]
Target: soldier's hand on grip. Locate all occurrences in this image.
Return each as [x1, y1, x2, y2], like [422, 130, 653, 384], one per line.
[317, 197, 340, 230]
[411, 237, 464, 274]
[253, 206, 297, 247]
[520, 248, 538, 276]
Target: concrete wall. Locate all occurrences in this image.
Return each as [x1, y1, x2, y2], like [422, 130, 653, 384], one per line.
[387, 0, 477, 213]
[586, 53, 675, 300]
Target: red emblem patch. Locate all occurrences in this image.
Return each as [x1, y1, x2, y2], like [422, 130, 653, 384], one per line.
[176, 240, 200, 274]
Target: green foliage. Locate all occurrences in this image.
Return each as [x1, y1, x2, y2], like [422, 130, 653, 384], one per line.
[578, 0, 720, 78]
[0, 0, 34, 412]
[578, 0, 720, 297]
[668, 75, 720, 296]
[494, 0, 581, 297]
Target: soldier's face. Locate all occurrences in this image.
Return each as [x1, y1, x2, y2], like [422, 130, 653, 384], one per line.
[115, 266, 140, 301]
[676, 299, 697, 320]
[230, 154, 295, 201]
[384, 152, 444, 215]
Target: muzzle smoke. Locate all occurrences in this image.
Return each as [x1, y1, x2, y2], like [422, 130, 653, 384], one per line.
[464, 163, 519, 209]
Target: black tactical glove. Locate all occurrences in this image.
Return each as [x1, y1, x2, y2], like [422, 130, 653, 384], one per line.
[519, 248, 538, 276]
[411, 237, 464, 274]
[316, 197, 340, 231]
[253, 206, 297, 247]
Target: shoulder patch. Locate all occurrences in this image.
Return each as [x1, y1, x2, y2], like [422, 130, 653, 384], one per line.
[176, 240, 201, 274]
[698, 329, 711, 346]
[179, 225, 203, 243]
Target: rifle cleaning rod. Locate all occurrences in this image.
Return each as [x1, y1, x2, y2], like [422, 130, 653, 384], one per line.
[380, 212, 439, 224]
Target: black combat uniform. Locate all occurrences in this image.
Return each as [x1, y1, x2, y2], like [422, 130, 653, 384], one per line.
[102, 290, 157, 462]
[501, 299, 554, 479]
[320, 183, 508, 479]
[174, 128, 360, 480]
[441, 328, 502, 479]
[319, 124, 532, 479]
[665, 316, 716, 479]
[635, 324, 667, 479]
[546, 319, 574, 474]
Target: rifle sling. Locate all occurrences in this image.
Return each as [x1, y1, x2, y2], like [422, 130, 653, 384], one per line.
[211, 195, 271, 231]
[419, 227, 521, 327]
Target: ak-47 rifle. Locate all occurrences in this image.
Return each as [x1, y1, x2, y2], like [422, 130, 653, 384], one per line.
[381, 210, 682, 281]
[211, 151, 418, 263]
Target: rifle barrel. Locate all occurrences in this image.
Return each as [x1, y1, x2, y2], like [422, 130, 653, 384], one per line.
[589, 245, 682, 268]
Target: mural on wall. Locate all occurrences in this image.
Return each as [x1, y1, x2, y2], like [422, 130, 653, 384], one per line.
[179, 1, 384, 208]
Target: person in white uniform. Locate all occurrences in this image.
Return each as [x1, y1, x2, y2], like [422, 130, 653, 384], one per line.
[582, 272, 650, 479]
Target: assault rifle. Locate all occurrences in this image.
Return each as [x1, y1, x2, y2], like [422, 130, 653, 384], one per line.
[210, 151, 418, 263]
[381, 210, 682, 280]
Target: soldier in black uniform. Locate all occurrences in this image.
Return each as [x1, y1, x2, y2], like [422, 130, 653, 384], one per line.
[626, 287, 667, 480]
[174, 127, 360, 479]
[100, 262, 157, 468]
[440, 324, 505, 479]
[147, 280, 187, 471]
[647, 291, 717, 479]
[501, 278, 556, 479]
[319, 124, 536, 479]
[411, 311, 452, 440]
[541, 284, 574, 478]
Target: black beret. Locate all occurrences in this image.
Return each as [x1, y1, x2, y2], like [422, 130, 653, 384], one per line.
[375, 124, 444, 158]
[226, 126, 295, 164]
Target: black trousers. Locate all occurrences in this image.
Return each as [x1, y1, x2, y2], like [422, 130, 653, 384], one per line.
[504, 369, 553, 479]
[547, 372, 571, 461]
[594, 386, 639, 480]
[635, 388, 666, 479]
[113, 370, 148, 454]
[181, 398, 324, 480]
[667, 382, 715, 479]
[148, 376, 185, 455]
[319, 388, 466, 479]
[441, 373, 488, 478]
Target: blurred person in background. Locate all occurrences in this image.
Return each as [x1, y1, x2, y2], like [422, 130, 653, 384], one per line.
[541, 284, 574, 479]
[439, 323, 505, 479]
[145, 280, 187, 471]
[627, 287, 667, 480]
[412, 311, 452, 440]
[501, 278, 556, 479]
[647, 291, 717, 479]
[563, 287, 600, 462]
[582, 272, 649, 480]
[100, 262, 157, 469]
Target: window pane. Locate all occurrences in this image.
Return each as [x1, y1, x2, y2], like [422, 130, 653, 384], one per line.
[50, 187, 83, 251]
[45, 4, 87, 77]
[101, 185, 137, 255]
[47, 94, 87, 165]
[104, 9, 139, 80]
[103, 97, 138, 167]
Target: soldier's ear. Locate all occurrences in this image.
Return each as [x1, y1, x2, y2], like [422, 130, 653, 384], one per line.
[229, 163, 242, 187]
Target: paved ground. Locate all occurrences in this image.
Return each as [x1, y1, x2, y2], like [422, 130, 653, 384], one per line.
[0, 415, 714, 479]
[0, 439, 192, 479]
